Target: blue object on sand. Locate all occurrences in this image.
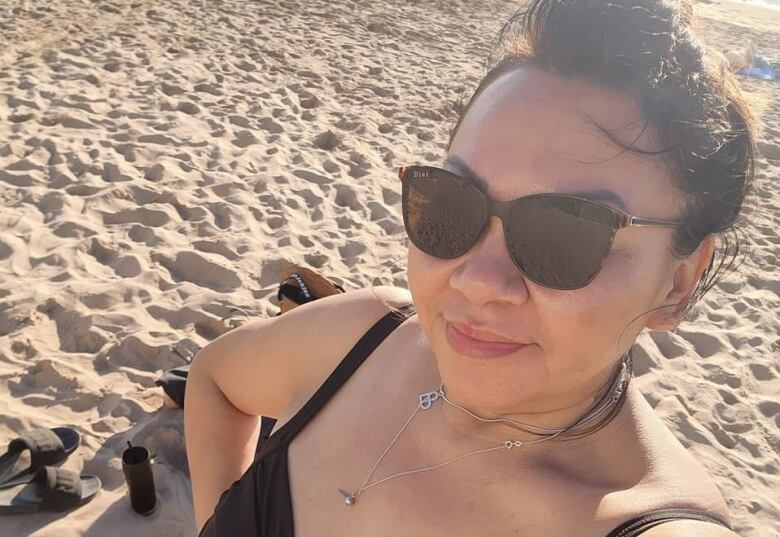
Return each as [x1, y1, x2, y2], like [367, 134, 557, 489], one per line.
[740, 55, 778, 80]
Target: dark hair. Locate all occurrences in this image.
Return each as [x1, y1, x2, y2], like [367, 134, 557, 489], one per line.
[445, 0, 757, 319]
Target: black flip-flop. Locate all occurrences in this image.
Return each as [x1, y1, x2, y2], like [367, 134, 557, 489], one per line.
[0, 428, 80, 485]
[0, 466, 100, 514]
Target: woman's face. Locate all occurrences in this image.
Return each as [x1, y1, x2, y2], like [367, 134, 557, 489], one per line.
[407, 66, 683, 416]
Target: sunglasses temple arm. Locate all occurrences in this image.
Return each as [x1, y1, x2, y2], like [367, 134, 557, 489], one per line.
[627, 216, 681, 228]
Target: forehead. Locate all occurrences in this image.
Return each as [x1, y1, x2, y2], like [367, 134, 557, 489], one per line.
[448, 66, 680, 215]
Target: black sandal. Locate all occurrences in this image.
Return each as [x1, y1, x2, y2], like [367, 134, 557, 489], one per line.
[0, 466, 100, 514]
[276, 264, 346, 315]
[0, 428, 80, 486]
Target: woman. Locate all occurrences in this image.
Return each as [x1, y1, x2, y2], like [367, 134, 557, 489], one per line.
[185, 0, 756, 535]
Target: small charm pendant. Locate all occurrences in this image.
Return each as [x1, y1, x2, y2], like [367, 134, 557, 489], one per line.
[504, 440, 523, 451]
[419, 388, 442, 410]
[339, 489, 356, 506]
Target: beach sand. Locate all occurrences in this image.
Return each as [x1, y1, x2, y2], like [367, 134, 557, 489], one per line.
[0, 0, 777, 535]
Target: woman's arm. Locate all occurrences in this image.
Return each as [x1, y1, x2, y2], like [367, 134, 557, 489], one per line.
[185, 346, 263, 531]
[185, 311, 302, 531]
[184, 286, 413, 532]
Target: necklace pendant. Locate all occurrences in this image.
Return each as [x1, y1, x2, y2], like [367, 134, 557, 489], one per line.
[339, 489, 356, 506]
[504, 440, 523, 451]
[419, 388, 441, 410]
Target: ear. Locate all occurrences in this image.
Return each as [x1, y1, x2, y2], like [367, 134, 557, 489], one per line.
[646, 236, 716, 331]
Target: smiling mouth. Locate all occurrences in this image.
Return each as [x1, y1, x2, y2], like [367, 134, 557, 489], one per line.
[445, 322, 529, 359]
[447, 321, 525, 344]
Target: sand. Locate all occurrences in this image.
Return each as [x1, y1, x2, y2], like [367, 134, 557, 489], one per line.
[0, 0, 777, 535]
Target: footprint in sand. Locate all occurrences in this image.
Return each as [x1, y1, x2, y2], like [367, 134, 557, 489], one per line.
[128, 224, 161, 246]
[106, 333, 187, 372]
[258, 117, 284, 134]
[18, 359, 79, 392]
[338, 241, 366, 267]
[144, 163, 166, 181]
[85, 237, 142, 278]
[146, 304, 232, 342]
[152, 250, 241, 292]
[0, 170, 37, 187]
[748, 363, 775, 381]
[334, 184, 361, 210]
[36, 191, 68, 222]
[701, 363, 742, 389]
[0, 239, 11, 261]
[381, 187, 400, 205]
[376, 218, 404, 235]
[10, 339, 37, 359]
[193, 239, 239, 260]
[322, 159, 340, 174]
[78, 289, 125, 310]
[757, 400, 780, 419]
[101, 162, 133, 182]
[368, 201, 391, 222]
[293, 169, 331, 187]
[347, 151, 370, 178]
[65, 184, 104, 197]
[304, 253, 329, 268]
[232, 130, 260, 147]
[313, 130, 340, 150]
[194, 82, 222, 96]
[36, 298, 109, 354]
[255, 257, 293, 288]
[629, 344, 655, 376]
[177, 100, 200, 115]
[265, 215, 286, 230]
[675, 329, 722, 358]
[649, 331, 687, 359]
[204, 202, 234, 230]
[103, 207, 172, 227]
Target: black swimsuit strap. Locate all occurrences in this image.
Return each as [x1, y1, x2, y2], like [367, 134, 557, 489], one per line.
[261, 303, 415, 452]
[606, 508, 731, 537]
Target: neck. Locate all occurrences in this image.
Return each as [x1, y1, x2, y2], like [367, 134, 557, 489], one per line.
[421, 356, 631, 455]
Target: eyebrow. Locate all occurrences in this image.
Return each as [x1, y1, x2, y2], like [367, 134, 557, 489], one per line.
[442, 154, 629, 212]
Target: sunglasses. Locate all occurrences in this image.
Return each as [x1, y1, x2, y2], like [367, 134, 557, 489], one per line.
[398, 165, 681, 290]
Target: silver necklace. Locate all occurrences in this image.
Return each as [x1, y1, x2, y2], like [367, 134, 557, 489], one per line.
[338, 354, 631, 506]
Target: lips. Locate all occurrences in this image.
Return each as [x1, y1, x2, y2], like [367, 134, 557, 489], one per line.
[445, 322, 529, 359]
[448, 321, 524, 344]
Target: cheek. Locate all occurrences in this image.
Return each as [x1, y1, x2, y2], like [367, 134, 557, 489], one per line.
[540, 249, 662, 361]
[407, 246, 466, 342]
[406, 245, 452, 301]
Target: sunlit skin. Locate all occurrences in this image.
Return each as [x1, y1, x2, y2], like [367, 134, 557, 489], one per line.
[406, 65, 715, 458]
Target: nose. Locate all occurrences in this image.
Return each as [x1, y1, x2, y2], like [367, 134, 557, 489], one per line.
[448, 216, 530, 306]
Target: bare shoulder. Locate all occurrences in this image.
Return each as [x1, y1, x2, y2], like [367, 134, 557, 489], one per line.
[278, 284, 413, 406]
[623, 391, 734, 528]
[193, 285, 413, 420]
[639, 520, 740, 536]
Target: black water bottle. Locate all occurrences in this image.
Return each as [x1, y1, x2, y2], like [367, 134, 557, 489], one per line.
[122, 442, 158, 515]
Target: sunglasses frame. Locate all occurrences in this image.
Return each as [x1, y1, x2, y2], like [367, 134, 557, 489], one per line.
[398, 165, 682, 290]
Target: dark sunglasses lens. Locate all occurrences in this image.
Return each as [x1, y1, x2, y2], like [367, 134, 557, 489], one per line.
[402, 168, 486, 259]
[506, 196, 617, 289]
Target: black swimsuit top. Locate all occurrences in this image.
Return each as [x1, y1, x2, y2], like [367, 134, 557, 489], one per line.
[199, 304, 732, 537]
